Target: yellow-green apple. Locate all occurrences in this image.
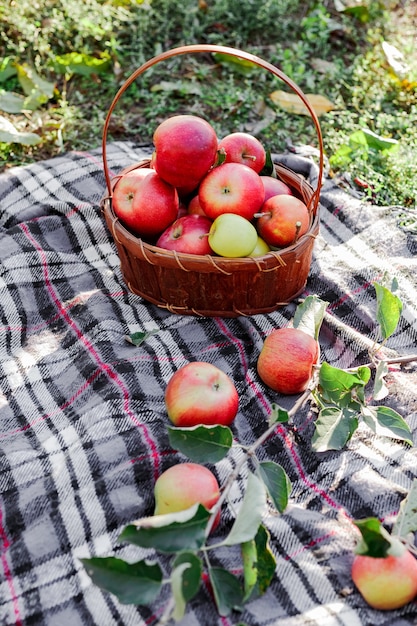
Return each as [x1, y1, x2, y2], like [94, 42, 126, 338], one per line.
[198, 162, 264, 221]
[217, 131, 266, 173]
[152, 115, 218, 194]
[248, 236, 271, 257]
[257, 327, 319, 394]
[112, 167, 179, 238]
[260, 175, 293, 201]
[208, 213, 258, 258]
[256, 194, 310, 248]
[156, 215, 213, 255]
[154, 462, 221, 529]
[352, 548, 417, 610]
[165, 361, 239, 427]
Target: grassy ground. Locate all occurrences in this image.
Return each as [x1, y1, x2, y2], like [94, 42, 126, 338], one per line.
[1, 0, 416, 209]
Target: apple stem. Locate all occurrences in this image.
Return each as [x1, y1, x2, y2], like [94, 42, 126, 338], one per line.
[293, 221, 302, 243]
[242, 153, 257, 161]
[254, 212, 270, 219]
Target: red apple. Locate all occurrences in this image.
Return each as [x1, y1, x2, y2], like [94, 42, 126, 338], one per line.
[352, 549, 417, 610]
[256, 194, 310, 248]
[152, 115, 218, 191]
[156, 215, 213, 255]
[165, 361, 239, 427]
[154, 463, 221, 530]
[260, 175, 293, 202]
[257, 327, 319, 394]
[188, 194, 208, 217]
[198, 162, 264, 221]
[217, 132, 266, 173]
[112, 167, 179, 238]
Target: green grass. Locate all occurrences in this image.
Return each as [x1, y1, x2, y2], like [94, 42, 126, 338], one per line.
[1, 0, 416, 208]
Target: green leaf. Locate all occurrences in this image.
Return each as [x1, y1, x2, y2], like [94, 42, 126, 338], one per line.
[393, 479, 417, 539]
[361, 405, 412, 446]
[171, 561, 197, 622]
[80, 556, 162, 604]
[373, 360, 389, 401]
[15, 63, 55, 110]
[259, 149, 274, 176]
[124, 329, 159, 346]
[268, 403, 290, 426]
[257, 461, 291, 513]
[223, 472, 267, 546]
[318, 362, 370, 407]
[119, 504, 210, 553]
[208, 567, 244, 616]
[312, 406, 358, 452]
[354, 517, 404, 558]
[241, 524, 276, 601]
[52, 51, 112, 76]
[0, 115, 41, 146]
[0, 58, 17, 83]
[172, 552, 202, 602]
[167, 424, 233, 463]
[293, 295, 328, 340]
[361, 128, 399, 152]
[373, 282, 403, 340]
[212, 52, 258, 75]
[0, 90, 26, 114]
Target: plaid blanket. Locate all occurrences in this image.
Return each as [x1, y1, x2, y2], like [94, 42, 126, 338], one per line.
[0, 142, 416, 626]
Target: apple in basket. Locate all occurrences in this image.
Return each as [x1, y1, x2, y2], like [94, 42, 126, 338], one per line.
[156, 215, 213, 255]
[165, 361, 239, 427]
[217, 131, 266, 173]
[198, 162, 264, 221]
[257, 327, 319, 395]
[256, 194, 310, 248]
[153, 462, 221, 530]
[260, 175, 293, 202]
[112, 167, 179, 238]
[152, 114, 218, 195]
[208, 213, 258, 258]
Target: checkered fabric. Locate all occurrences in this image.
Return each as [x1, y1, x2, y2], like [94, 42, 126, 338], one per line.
[1, 142, 416, 626]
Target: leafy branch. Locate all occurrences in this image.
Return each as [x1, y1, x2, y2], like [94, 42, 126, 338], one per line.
[81, 282, 416, 622]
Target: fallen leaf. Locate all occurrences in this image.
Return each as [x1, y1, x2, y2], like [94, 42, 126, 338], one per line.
[269, 90, 335, 116]
[382, 41, 410, 81]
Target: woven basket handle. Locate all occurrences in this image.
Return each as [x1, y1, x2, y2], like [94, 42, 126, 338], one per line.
[102, 44, 324, 213]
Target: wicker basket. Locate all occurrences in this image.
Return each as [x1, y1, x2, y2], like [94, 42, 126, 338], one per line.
[100, 44, 323, 317]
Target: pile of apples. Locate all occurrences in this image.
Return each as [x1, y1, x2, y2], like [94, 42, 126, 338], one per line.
[111, 114, 311, 258]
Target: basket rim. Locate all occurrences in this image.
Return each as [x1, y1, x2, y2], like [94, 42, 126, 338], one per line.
[101, 160, 320, 272]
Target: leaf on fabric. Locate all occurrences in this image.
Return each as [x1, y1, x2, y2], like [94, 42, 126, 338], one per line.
[318, 362, 370, 407]
[241, 524, 276, 601]
[258, 461, 291, 513]
[393, 479, 417, 539]
[293, 294, 328, 340]
[124, 329, 159, 346]
[167, 424, 233, 463]
[80, 556, 162, 605]
[119, 504, 210, 553]
[172, 552, 202, 602]
[269, 90, 335, 116]
[361, 405, 412, 446]
[373, 281, 403, 340]
[373, 360, 389, 401]
[268, 403, 290, 426]
[312, 406, 358, 452]
[208, 567, 244, 616]
[223, 472, 267, 545]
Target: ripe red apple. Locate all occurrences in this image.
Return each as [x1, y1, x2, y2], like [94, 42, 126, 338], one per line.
[198, 162, 264, 221]
[188, 194, 208, 217]
[165, 361, 239, 427]
[154, 463, 221, 529]
[352, 549, 417, 610]
[256, 194, 310, 248]
[152, 115, 218, 192]
[260, 175, 293, 201]
[156, 215, 213, 255]
[257, 327, 319, 394]
[112, 167, 179, 238]
[217, 131, 266, 173]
